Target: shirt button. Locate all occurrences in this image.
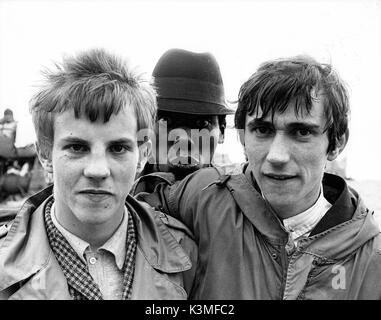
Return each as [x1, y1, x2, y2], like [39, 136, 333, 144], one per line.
[89, 257, 97, 265]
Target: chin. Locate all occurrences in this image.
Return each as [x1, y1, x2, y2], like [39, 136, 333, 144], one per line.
[77, 213, 108, 226]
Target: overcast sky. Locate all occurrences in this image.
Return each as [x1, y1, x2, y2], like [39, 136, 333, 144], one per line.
[1, 0, 380, 179]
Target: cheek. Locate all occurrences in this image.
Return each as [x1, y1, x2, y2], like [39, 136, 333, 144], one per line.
[298, 143, 327, 163]
[245, 139, 264, 161]
[115, 155, 139, 181]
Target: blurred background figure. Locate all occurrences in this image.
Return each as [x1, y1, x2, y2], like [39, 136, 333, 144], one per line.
[0, 108, 17, 146]
[0, 108, 44, 205]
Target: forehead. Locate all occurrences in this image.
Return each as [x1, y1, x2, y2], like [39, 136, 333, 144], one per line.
[53, 105, 138, 142]
[245, 97, 326, 127]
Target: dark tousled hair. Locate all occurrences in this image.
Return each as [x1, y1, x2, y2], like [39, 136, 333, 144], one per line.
[235, 55, 350, 152]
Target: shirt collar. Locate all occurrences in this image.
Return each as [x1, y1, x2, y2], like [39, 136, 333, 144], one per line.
[98, 208, 128, 270]
[282, 185, 332, 242]
[51, 202, 128, 270]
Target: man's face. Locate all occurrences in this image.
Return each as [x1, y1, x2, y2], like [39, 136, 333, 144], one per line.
[46, 106, 139, 235]
[244, 97, 340, 218]
[154, 113, 221, 179]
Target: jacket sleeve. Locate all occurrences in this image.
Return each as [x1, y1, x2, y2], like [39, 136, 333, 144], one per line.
[134, 168, 222, 238]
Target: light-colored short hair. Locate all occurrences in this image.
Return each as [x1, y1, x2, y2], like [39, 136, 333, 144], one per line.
[30, 48, 157, 158]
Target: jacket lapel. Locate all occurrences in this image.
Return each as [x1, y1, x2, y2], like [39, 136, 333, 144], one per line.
[126, 195, 192, 273]
[0, 187, 67, 297]
[225, 171, 289, 245]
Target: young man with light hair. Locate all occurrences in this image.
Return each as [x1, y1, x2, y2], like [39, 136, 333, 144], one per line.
[0, 48, 197, 300]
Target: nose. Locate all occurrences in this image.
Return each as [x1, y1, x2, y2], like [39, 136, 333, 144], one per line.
[175, 131, 194, 150]
[169, 127, 195, 152]
[83, 152, 111, 180]
[167, 127, 201, 165]
[266, 133, 290, 165]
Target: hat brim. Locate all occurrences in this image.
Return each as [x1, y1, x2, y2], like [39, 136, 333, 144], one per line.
[157, 98, 235, 115]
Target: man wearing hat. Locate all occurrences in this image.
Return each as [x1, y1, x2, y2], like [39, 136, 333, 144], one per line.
[132, 48, 235, 198]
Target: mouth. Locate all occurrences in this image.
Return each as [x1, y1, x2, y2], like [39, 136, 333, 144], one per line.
[167, 143, 201, 166]
[79, 189, 113, 195]
[78, 189, 113, 200]
[263, 173, 297, 181]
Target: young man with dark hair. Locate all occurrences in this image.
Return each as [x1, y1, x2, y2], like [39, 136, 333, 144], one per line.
[136, 55, 381, 299]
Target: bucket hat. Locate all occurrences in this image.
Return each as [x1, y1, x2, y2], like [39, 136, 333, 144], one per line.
[152, 48, 234, 115]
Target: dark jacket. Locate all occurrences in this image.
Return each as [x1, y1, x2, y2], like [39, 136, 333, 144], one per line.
[133, 166, 381, 300]
[0, 186, 197, 300]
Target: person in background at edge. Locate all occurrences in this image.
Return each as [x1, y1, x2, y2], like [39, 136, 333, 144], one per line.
[0, 108, 17, 145]
[0, 48, 197, 300]
[134, 55, 381, 299]
[131, 48, 236, 205]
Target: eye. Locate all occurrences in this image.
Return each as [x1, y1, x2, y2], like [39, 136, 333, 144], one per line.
[295, 128, 312, 137]
[196, 119, 212, 129]
[254, 126, 273, 136]
[158, 117, 172, 127]
[67, 144, 88, 153]
[109, 144, 130, 154]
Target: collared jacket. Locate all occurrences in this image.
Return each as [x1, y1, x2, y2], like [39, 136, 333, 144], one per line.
[0, 186, 197, 300]
[133, 166, 381, 300]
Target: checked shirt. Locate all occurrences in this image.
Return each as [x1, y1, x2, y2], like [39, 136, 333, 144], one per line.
[44, 198, 137, 300]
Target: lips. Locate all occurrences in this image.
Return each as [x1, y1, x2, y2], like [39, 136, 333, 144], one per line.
[263, 173, 296, 181]
[78, 189, 113, 201]
[167, 147, 200, 166]
[79, 189, 113, 194]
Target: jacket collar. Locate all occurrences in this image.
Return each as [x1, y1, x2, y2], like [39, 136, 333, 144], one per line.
[239, 167, 379, 259]
[0, 186, 191, 292]
[0, 186, 54, 292]
[223, 167, 289, 245]
[228, 166, 378, 253]
[297, 175, 379, 260]
[309, 173, 355, 236]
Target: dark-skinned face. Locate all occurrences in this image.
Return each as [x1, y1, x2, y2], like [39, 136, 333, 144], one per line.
[153, 111, 221, 179]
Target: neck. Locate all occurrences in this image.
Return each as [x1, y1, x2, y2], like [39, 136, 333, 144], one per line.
[54, 203, 124, 249]
[265, 187, 322, 220]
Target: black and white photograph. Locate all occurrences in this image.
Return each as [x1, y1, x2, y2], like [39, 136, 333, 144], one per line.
[0, 0, 380, 304]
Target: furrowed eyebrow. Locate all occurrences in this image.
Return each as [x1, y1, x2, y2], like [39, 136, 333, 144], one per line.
[287, 122, 321, 131]
[246, 119, 273, 128]
[60, 137, 136, 145]
[108, 138, 136, 145]
[61, 137, 88, 144]
[246, 119, 321, 131]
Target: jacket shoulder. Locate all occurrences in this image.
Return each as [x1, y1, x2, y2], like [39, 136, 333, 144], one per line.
[127, 194, 194, 241]
[155, 210, 194, 241]
[177, 167, 224, 192]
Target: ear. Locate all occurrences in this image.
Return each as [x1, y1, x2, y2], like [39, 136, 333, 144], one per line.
[327, 130, 349, 161]
[238, 128, 245, 146]
[35, 143, 53, 174]
[136, 139, 152, 174]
